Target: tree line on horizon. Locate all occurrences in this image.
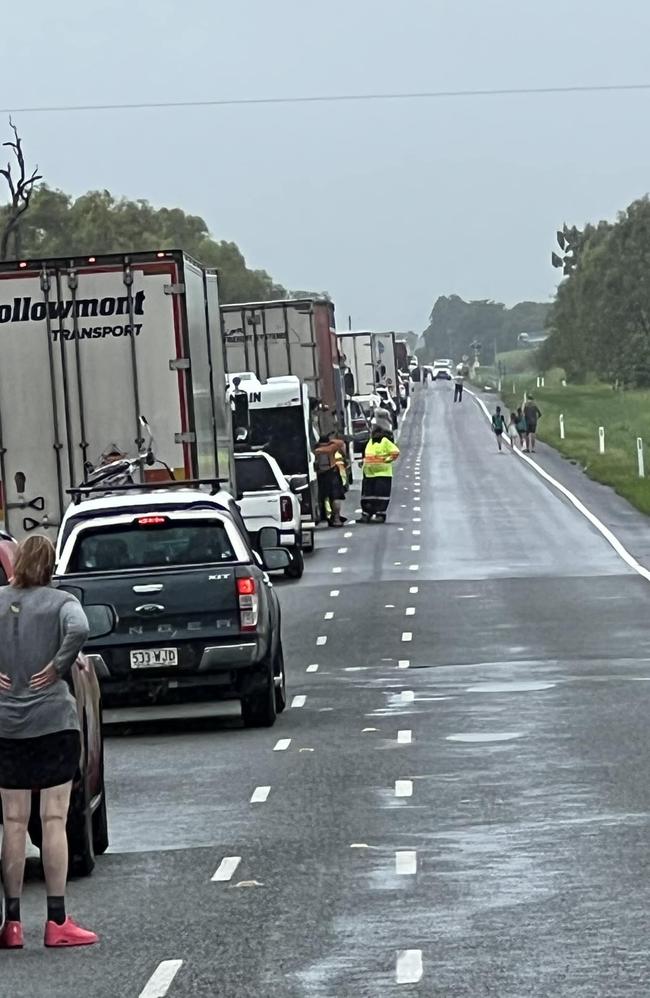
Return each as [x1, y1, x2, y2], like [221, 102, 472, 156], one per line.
[420, 295, 550, 364]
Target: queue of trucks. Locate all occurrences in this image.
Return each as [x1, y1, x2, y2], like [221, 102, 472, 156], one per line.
[0, 249, 412, 564]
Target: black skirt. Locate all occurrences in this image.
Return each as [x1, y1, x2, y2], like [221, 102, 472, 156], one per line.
[0, 730, 81, 790]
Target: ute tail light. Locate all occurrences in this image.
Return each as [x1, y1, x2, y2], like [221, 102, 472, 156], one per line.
[280, 496, 293, 523]
[237, 576, 259, 631]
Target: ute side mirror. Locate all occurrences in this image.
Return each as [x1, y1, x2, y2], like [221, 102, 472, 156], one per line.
[257, 526, 291, 571]
[288, 474, 309, 494]
[85, 604, 117, 640]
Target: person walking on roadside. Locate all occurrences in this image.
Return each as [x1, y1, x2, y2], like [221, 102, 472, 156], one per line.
[515, 407, 527, 448]
[491, 406, 507, 451]
[508, 411, 520, 448]
[523, 395, 542, 453]
[359, 427, 400, 523]
[453, 365, 464, 403]
[0, 536, 98, 949]
[314, 433, 347, 527]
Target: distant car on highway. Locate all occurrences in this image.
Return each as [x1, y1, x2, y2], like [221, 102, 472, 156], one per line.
[55, 485, 290, 728]
[432, 360, 453, 381]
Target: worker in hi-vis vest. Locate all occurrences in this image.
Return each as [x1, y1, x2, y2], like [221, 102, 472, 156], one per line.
[358, 427, 400, 523]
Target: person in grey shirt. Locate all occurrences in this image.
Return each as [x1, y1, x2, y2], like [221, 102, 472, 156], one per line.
[0, 535, 98, 949]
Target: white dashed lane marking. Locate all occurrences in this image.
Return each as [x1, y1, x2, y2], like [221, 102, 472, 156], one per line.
[398, 660, 410, 669]
[401, 632, 413, 642]
[396, 949, 423, 984]
[250, 786, 271, 803]
[317, 635, 327, 646]
[306, 663, 319, 673]
[401, 690, 415, 702]
[405, 607, 415, 616]
[273, 738, 291, 751]
[395, 779, 413, 798]
[332, 567, 343, 574]
[211, 856, 242, 882]
[291, 695, 307, 708]
[395, 850, 417, 875]
[324, 611, 334, 620]
[138, 960, 184, 998]
[330, 590, 339, 597]
[397, 729, 412, 744]
[409, 564, 419, 572]
[409, 586, 419, 594]
[337, 547, 348, 554]
[411, 545, 420, 552]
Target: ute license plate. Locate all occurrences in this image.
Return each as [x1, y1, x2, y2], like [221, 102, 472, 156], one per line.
[130, 648, 178, 669]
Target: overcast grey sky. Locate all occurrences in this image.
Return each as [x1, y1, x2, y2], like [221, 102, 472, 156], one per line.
[1, 0, 649, 332]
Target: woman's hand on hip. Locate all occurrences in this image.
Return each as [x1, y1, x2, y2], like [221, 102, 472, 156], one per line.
[0, 672, 11, 692]
[29, 663, 58, 691]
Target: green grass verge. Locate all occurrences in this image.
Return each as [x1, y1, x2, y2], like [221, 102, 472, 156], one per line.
[497, 378, 650, 515]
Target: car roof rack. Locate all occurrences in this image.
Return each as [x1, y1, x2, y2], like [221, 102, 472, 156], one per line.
[66, 479, 229, 505]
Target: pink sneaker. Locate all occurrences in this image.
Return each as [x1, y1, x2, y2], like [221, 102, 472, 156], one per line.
[44, 916, 98, 948]
[0, 921, 23, 948]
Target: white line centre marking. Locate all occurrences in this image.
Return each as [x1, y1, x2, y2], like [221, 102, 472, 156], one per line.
[332, 567, 342, 574]
[250, 786, 271, 803]
[398, 729, 412, 744]
[409, 564, 419, 571]
[409, 586, 419, 594]
[344, 531, 353, 538]
[396, 949, 423, 984]
[395, 779, 413, 797]
[211, 856, 241, 882]
[401, 632, 413, 642]
[412, 517, 421, 522]
[411, 544, 421, 552]
[291, 694, 306, 708]
[329, 589, 339, 597]
[395, 850, 417, 875]
[316, 635, 327, 646]
[412, 530, 421, 536]
[337, 547, 348, 554]
[324, 611, 334, 620]
[405, 607, 415, 616]
[398, 659, 410, 669]
[273, 738, 291, 751]
[138, 961, 184, 998]
[306, 663, 319, 673]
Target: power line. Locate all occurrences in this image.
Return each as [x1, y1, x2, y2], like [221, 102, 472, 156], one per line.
[1, 81, 650, 116]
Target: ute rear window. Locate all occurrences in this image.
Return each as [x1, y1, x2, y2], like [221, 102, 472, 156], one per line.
[70, 520, 236, 572]
[236, 457, 279, 492]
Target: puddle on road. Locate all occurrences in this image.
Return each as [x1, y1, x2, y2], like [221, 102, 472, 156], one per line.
[466, 681, 556, 693]
[447, 732, 524, 743]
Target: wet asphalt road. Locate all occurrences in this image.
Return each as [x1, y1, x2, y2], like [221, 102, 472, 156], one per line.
[6, 384, 650, 997]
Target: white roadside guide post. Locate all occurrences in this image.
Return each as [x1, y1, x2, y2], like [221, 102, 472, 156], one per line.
[536, 376, 540, 388]
[497, 377, 502, 392]
[541, 376, 545, 387]
[638, 437, 645, 478]
[599, 426, 605, 454]
[559, 414, 565, 440]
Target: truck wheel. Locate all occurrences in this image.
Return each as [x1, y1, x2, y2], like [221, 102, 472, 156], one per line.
[67, 767, 96, 878]
[274, 644, 287, 714]
[241, 670, 277, 728]
[284, 549, 304, 579]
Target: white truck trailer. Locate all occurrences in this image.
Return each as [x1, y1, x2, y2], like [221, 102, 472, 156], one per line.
[0, 251, 235, 537]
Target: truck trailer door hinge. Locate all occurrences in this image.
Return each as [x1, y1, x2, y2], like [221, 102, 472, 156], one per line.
[175, 432, 196, 444]
[169, 358, 190, 371]
[164, 283, 185, 295]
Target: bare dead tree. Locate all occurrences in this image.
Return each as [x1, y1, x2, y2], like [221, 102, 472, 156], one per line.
[0, 117, 42, 260]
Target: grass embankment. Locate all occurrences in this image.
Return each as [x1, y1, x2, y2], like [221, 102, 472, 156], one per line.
[496, 377, 650, 515]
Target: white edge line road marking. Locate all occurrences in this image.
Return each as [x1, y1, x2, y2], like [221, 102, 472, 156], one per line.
[250, 785, 271, 803]
[395, 779, 413, 797]
[405, 607, 415, 616]
[211, 856, 242, 882]
[395, 850, 417, 875]
[409, 586, 419, 594]
[324, 611, 334, 620]
[138, 960, 184, 998]
[468, 387, 650, 582]
[291, 694, 307, 708]
[329, 589, 340, 597]
[396, 949, 423, 984]
[273, 738, 291, 751]
[398, 659, 410, 669]
[401, 631, 413, 642]
[398, 729, 412, 744]
[306, 663, 319, 673]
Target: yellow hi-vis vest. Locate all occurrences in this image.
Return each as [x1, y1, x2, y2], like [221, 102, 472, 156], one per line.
[363, 438, 400, 478]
